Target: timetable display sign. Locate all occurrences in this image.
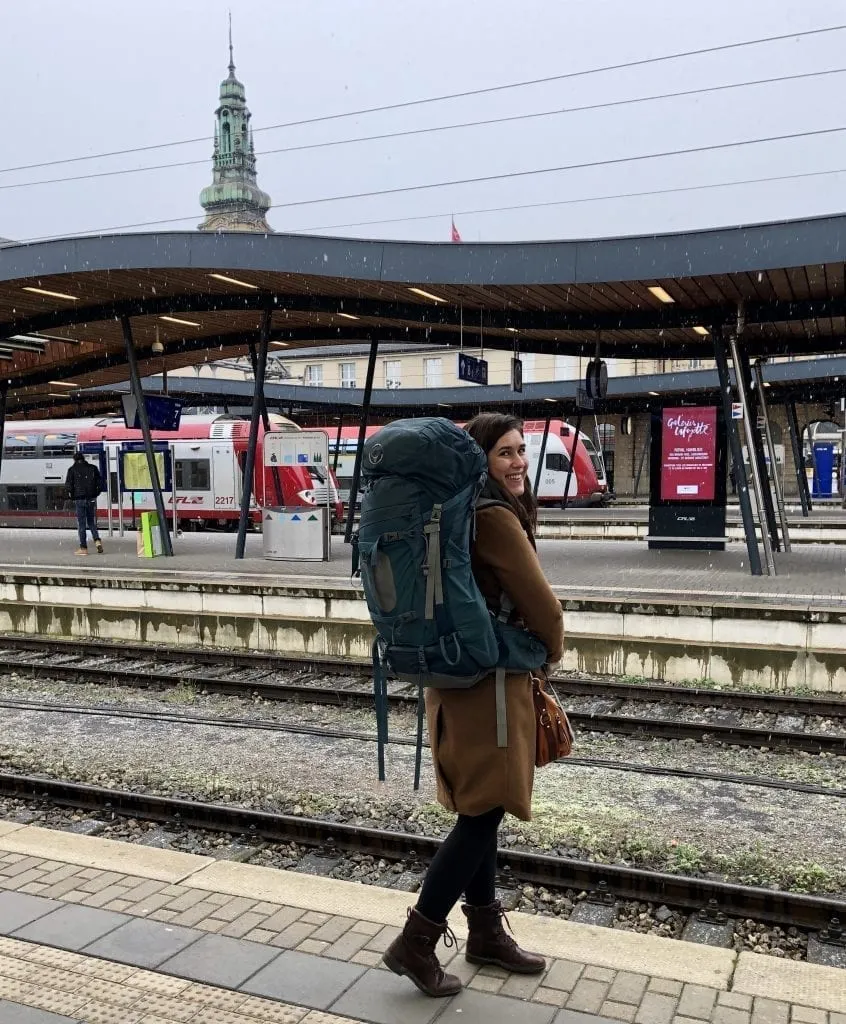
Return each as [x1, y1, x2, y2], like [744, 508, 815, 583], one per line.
[660, 406, 718, 502]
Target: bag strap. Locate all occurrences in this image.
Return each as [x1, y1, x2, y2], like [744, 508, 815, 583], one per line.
[423, 503, 444, 619]
[413, 685, 425, 791]
[372, 638, 389, 782]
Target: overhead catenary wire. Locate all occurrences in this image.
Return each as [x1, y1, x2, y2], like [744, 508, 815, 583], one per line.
[2, 67, 843, 193]
[0, 22, 843, 176]
[13, 122, 846, 244]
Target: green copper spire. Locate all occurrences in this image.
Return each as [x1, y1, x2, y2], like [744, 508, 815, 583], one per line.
[198, 20, 273, 233]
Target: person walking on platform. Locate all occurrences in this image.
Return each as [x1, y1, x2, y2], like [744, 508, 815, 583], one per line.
[384, 413, 565, 997]
[65, 452, 104, 555]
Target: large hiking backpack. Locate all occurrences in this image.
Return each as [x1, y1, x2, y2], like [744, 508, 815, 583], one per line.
[351, 417, 547, 788]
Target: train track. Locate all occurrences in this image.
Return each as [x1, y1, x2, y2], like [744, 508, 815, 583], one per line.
[1, 635, 846, 755]
[1, 770, 843, 936]
[3, 693, 846, 802]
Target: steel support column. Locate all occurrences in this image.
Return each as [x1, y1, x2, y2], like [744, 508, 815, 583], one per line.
[533, 416, 551, 496]
[120, 316, 173, 557]
[753, 362, 790, 552]
[345, 337, 379, 543]
[785, 400, 811, 516]
[561, 411, 583, 511]
[236, 306, 272, 560]
[712, 326, 762, 576]
[735, 343, 780, 552]
[0, 380, 7, 483]
[333, 415, 344, 473]
[248, 339, 284, 507]
[727, 332, 775, 574]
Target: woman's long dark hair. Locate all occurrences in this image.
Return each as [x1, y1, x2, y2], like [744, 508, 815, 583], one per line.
[465, 413, 538, 531]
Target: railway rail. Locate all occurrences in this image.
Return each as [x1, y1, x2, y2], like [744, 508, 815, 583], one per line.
[2, 635, 846, 756]
[0, 770, 844, 939]
[3, 693, 846, 802]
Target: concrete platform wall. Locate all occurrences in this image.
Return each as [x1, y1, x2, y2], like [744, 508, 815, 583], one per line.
[2, 572, 846, 691]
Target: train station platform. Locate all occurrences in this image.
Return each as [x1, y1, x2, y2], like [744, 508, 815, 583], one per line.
[0, 821, 843, 1024]
[2, 528, 846, 691]
[2, 527, 846, 604]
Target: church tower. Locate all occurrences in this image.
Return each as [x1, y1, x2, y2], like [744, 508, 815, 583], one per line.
[198, 22, 273, 232]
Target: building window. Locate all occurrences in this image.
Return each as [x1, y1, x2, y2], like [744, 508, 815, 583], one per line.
[339, 362, 356, 389]
[384, 360, 402, 389]
[521, 353, 536, 384]
[304, 365, 323, 387]
[423, 357, 442, 388]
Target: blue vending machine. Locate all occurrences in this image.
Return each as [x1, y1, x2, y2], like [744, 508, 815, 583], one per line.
[812, 442, 834, 497]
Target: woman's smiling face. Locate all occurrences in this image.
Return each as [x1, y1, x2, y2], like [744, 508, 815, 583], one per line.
[488, 429, 528, 497]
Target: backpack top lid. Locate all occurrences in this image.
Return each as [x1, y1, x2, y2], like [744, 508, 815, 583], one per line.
[362, 417, 486, 499]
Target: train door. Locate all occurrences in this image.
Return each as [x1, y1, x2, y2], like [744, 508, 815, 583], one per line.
[212, 442, 239, 523]
[172, 442, 215, 523]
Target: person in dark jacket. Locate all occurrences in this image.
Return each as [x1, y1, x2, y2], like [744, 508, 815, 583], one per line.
[65, 453, 104, 554]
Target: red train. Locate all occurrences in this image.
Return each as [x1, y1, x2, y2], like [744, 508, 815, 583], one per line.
[0, 414, 343, 529]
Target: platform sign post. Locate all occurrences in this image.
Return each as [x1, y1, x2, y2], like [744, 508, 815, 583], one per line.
[457, 352, 489, 385]
[648, 405, 727, 551]
[263, 430, 332, 561]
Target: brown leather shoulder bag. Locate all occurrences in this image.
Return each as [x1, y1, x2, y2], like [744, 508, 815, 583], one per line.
[532, 673, 574, 767]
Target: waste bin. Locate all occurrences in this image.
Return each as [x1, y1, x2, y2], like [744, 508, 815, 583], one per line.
[262, 507, 329, 561]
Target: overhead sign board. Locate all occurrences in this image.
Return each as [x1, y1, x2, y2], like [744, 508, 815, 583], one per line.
[660, 406, 718, 502]
[121, 394, 183, 432]
[731, 402, 743, 420]
[457, 352, 488, 386]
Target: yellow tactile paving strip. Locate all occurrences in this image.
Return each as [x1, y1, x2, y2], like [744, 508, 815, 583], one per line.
[0, 936, 358, 1024]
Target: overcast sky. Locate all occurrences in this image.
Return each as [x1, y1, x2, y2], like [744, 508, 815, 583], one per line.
[3, 0, 846, 244]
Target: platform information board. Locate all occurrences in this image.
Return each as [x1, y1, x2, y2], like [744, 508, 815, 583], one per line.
[659, 406, 718, 502]
[263, 430, 332, 561]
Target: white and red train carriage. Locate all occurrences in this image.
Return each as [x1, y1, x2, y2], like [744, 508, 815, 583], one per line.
[0, 414, 343, 530]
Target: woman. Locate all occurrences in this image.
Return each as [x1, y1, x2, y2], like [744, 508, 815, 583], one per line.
[384, 412, 565, 997]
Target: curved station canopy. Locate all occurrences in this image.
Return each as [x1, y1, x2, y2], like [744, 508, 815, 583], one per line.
[1, 213, 846, 415]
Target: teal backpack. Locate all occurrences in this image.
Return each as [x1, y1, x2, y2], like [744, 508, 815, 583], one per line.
[351, 417, 548, 789]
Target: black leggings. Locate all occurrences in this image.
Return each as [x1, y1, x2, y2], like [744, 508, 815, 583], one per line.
[415, 807, 505, 923]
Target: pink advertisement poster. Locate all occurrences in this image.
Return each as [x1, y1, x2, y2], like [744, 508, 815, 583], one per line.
[660, 406, 717, 502]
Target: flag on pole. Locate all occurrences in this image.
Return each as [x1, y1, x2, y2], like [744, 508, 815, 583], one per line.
[450, 217, 462, 243]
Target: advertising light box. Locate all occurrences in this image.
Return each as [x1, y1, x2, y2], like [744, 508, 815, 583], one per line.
[660, 406, 717, 502]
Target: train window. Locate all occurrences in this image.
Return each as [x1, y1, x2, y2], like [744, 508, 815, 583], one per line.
[44, 486, 67, 512]
[6, 486, 38, 510]
[175, 459, 211, 490]
[42, 433, 77, 458]
[545, 453, 570, 472]
[3, 433, 38, 458]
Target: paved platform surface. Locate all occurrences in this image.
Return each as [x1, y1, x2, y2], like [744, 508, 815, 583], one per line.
[2, 528, 845, 606]
[0, 822, 843, 1024]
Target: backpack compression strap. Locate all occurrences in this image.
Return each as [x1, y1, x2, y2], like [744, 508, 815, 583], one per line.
[372, 638, 389, 782]
[423, 504, 444, 619]
[494, 594, 515, 748]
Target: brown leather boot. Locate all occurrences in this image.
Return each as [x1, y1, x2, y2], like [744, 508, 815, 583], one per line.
[383, 907, 462, 997]
[462, 900, 546, 974]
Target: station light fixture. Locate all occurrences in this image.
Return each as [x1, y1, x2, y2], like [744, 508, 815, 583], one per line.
[506, 327, 519, 333]
[544, 398, 557, 403]
[48, 380, 77, 388]
[408, 287, 446, 303]
[22, 286, 79, 301]
[648, 286, 675, 304]
[270, 341, 289, 348]
[692, 326, 709, 336]
[648, 391, 660, 396]
[48, 392, 72, 398]
[208, 273, 258, 290]
[159, 315, 201, 327]
[337, 313, 360, 320]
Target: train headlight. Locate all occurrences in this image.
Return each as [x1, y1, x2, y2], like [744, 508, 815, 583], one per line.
[297, 490, 317, 505]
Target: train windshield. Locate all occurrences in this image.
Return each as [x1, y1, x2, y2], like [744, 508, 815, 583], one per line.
[580, 437, 606, 479]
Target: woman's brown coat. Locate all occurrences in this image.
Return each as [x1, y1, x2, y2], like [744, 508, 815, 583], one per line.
[425, 505, 564, 821]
